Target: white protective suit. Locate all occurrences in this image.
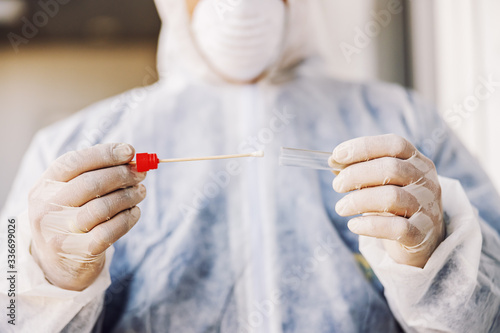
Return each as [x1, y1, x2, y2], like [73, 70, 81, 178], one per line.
[1, 0, 500, 332]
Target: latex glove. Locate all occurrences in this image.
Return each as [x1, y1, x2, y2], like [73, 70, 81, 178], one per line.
[330, 134, 445, 268]
[28, 143, 146, 291]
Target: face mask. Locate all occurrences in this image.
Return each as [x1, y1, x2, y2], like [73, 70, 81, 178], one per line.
[191, 0, 287, 83]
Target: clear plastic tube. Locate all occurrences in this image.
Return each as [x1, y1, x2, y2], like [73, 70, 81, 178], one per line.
[279, 147, 345, 171]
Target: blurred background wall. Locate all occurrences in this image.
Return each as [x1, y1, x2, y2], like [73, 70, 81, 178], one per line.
[0, 0, 498, 209]
[406, 0, 500, 195]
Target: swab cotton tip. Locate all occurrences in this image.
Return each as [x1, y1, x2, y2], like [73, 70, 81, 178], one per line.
[251, 151, 265, 157]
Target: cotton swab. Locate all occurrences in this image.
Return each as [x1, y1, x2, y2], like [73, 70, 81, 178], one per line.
[159, 151, 264, 163]
[130, 151, 264, 172]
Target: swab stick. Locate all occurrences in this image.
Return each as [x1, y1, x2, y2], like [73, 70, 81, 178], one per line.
[130, 151, 264, 172]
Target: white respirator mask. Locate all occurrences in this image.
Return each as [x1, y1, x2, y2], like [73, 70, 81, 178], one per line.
[191, 0, 287, 83]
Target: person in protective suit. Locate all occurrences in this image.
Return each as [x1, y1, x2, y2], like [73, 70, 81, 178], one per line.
[1, 0, 500, 332]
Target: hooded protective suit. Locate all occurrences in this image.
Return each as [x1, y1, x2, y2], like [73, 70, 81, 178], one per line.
[1, 1, 500, 332]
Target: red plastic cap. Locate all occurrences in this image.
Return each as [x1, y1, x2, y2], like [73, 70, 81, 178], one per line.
[136, 153, 159, 172]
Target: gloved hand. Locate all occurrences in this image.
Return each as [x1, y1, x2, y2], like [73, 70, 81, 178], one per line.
[330, 134, 445, 268]
[28, 143, 146, 291]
